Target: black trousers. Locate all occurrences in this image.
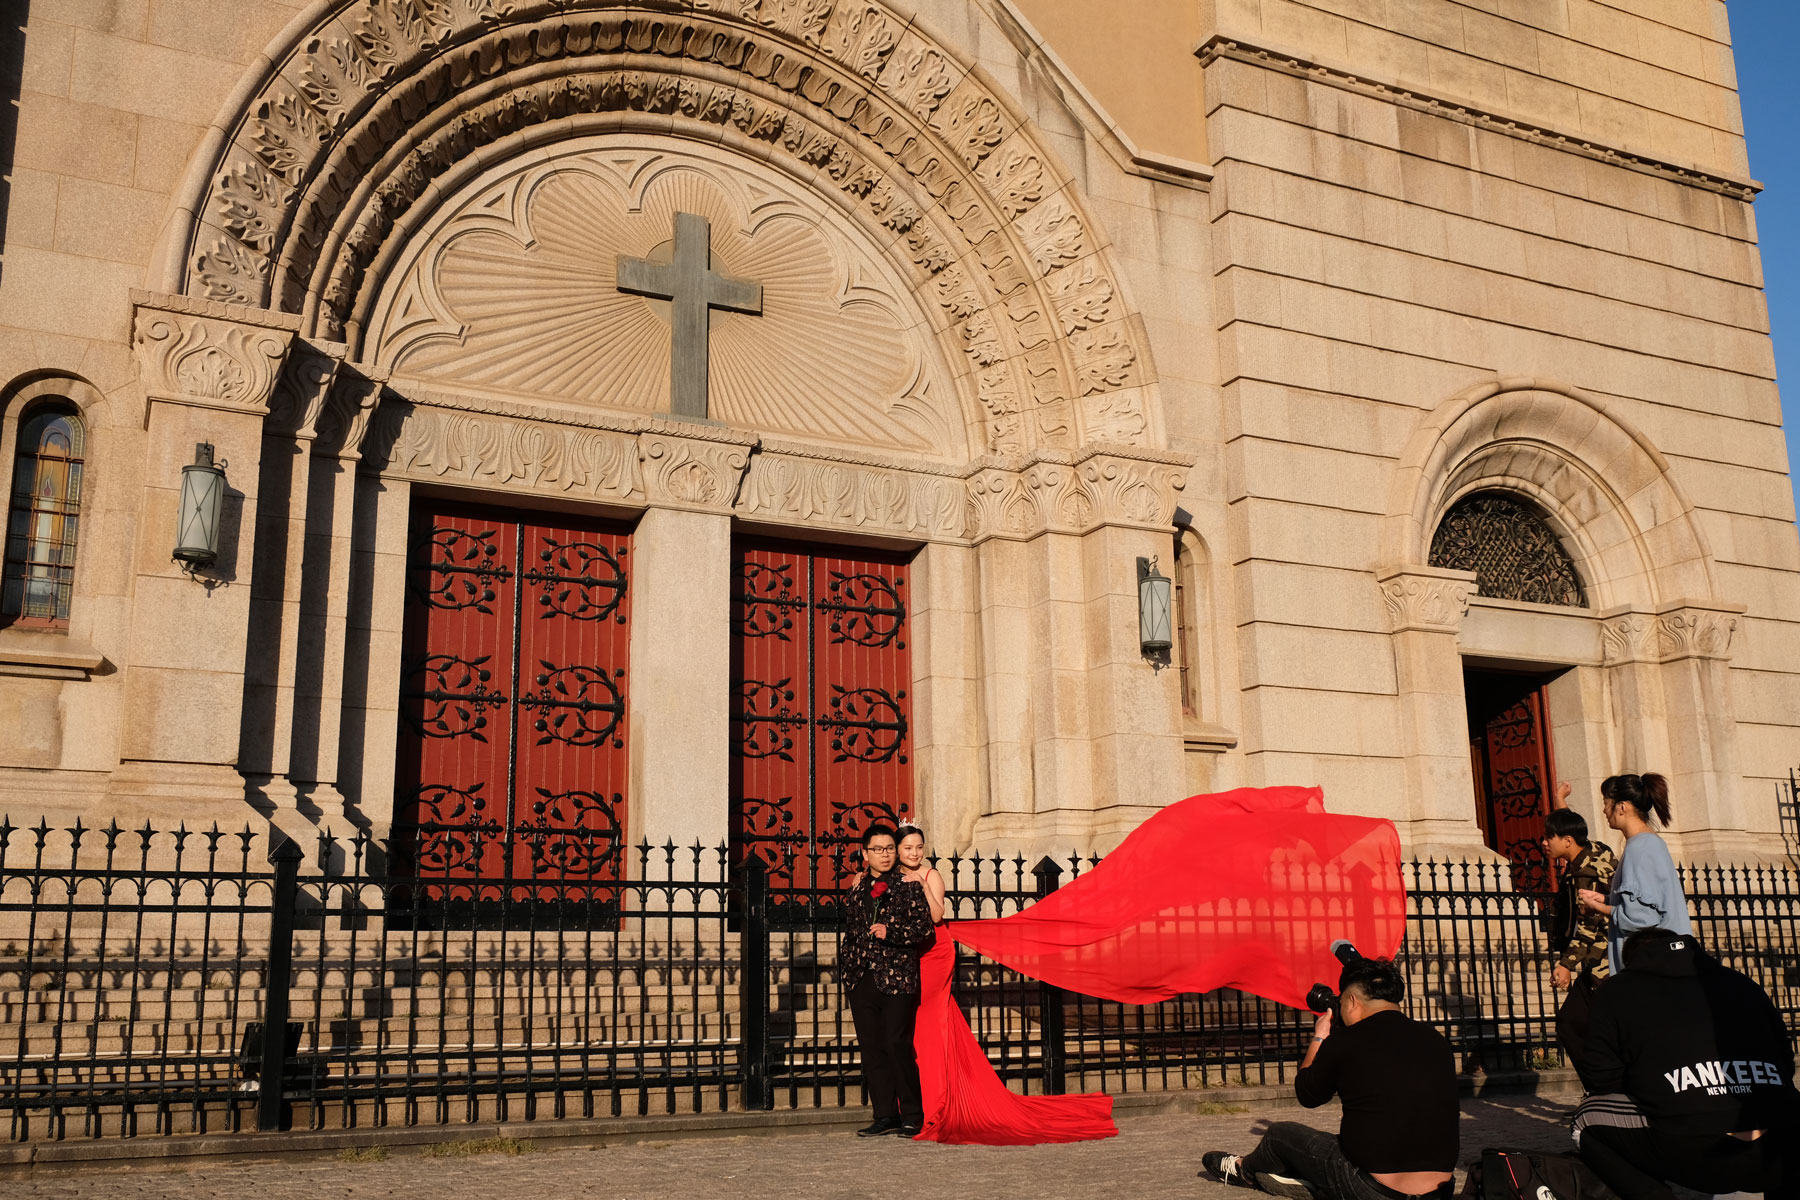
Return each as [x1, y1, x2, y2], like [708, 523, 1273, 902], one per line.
[1581, 1124, 1797, 1200]
[1242, 1122, 1452, 1200]
[1555, 969, 1599, 1070]
[848, 976, 922, 1123]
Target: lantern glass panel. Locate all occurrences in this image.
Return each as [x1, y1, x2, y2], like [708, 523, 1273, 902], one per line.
[174, 460, 225, 565]
[1139, 572, 1173, 652]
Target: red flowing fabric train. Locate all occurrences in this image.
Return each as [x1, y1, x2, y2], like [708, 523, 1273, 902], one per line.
[913, 933, 1117, 1145]
[950, 786, 1406, 1011]
[912, 786, 1404, 1145]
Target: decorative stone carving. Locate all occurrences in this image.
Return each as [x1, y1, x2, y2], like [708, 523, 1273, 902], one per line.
[1079, 390, 1149, 444]
[364, 389, 1192, 544]
[1377, 565, 1478, 635]
[639, 427, 755, 511]
[131, 291, 299, 415]
[820, 3, 899, 79]
[962, 446, 1187, 544]
[367, 398, 645, 500]
[315, 364, 391, 460]
[363, 139, 965, 461]
[173, 0, 1159, 459]
[1070, 324, 1140, 396]
[266, 342, 344, 439]
[1048, 259, 1117, 335]
[1601, 605, 1742, 666]
[737, 447, 965, 538]
[1015, 196, 1086, 275]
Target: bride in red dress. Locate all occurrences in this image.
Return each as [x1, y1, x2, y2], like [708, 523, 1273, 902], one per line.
[894, 825, 1118, 1145]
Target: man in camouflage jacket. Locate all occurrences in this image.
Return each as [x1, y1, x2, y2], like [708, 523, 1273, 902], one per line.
[840, 825, 936, 1137]
[1543, 800, 1618, 1068]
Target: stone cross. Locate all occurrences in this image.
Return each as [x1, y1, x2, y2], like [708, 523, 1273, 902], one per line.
[616, 211, 764, 420]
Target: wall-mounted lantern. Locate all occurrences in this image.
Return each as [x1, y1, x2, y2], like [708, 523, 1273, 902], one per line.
[173, 442, 227, 575]
[1137, 555, 1172, 657]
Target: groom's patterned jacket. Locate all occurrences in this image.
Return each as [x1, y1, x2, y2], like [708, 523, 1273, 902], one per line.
[840, 870, 936, 997]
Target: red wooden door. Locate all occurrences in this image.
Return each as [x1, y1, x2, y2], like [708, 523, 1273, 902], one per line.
[1477, 687, 1558, 892]
[395, 499, 631, 911]
[731, 538, 913, 900]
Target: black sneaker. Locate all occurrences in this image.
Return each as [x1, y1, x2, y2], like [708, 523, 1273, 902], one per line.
[856, 1117, 901, 1137]
[897, 1123, 921, 1138]
[1202, 1151, 1259, 1189]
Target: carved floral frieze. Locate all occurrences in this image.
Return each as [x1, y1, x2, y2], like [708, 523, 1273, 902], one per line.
[361, 393, 1190, 542]
[131, 292, 299, 417]
[1377, 565, 1477, 635]
[177, 0, 1158, 459]
[1601, 606, 1742, 666]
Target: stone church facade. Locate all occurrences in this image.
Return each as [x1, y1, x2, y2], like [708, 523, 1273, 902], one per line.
[0, 0, 1794, 878]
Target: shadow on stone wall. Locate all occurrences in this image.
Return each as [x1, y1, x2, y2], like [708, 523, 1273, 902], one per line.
[0, 1, 25, 285]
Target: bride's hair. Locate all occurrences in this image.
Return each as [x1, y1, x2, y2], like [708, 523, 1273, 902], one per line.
[894, 823, 926, 844]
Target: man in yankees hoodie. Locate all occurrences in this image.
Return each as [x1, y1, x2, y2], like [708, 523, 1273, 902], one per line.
[1576, 928, 1800, 1200]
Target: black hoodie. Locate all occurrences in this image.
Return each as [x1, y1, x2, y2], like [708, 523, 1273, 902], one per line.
[1579, 932, 1800, 1136]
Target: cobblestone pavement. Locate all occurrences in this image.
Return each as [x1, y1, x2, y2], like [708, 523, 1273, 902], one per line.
[7, 1096, 1584, 1200]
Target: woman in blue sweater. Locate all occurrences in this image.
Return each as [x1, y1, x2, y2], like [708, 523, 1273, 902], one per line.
[1576, 773, 1692, 974]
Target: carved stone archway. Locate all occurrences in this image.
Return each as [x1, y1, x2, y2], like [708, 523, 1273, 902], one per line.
[1377, 376, 1750, 859]
[1383, 377, 1716, 611]
[130, 0, 1196, 851]
[160, 0, 1164, 458]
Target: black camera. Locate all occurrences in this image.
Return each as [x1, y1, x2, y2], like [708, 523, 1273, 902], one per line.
[1305, 940, 1364, 1017]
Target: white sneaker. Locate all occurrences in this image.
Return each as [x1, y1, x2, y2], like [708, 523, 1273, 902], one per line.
[1257, 1174, 1317, 1200]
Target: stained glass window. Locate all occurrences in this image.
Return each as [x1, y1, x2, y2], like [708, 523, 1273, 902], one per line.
[1429, 492, 1585, 608]
[3, 404, 86, 627]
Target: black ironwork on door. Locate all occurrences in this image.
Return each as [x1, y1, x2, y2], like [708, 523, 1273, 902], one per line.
[393, 499, 632, 922]
[730, 538, 913, 910]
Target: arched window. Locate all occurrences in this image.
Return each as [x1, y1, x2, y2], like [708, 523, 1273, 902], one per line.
[1429, 491, 1585, 608]
[3, 402, 86, 628]
[1172, 529, 1213, 719]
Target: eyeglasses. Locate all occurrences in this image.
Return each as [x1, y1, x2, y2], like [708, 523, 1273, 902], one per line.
[864, 845, 897, 855]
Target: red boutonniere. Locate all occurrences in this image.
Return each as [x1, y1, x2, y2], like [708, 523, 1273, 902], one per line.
[870, 880, 888, 923]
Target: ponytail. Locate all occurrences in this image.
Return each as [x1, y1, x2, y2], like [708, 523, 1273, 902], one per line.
[1601, 772, 1673, 827]
[1642, 773, 1671, 826]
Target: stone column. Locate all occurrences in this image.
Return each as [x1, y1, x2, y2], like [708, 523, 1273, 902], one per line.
[907, 541, 987, 851]
[239, 341, 343, 819]
[973, 534, 1036, 826]
[626, 423, 754, 853]
[1376, 564, 1488, 854]
[967, 447, 1190, 854]
[110, 293, 298, 814]
[1081, 522, 1185, 849]
[1598, 605, 1680, 801]
[339, 471, 410, 834]
[1601, 601, 1752, 859]
[288, 365, 388, 831]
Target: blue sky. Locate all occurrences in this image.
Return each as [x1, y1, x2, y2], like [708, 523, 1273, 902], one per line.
[1731, 1, 1800, 519]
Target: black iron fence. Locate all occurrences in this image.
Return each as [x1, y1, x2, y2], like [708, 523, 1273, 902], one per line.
[3, 819, 1799, 1142]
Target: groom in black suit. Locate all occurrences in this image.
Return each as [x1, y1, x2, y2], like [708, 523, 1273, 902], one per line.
[841, 823, 937, 1137]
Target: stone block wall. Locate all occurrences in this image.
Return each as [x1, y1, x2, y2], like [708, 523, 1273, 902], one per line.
[1207, 0, 1746, 181]
[1200, 0, 1800, 851]
[0, 2, 307, 809]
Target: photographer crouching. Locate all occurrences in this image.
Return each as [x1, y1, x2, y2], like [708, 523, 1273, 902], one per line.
[1202, 954, 1459, 1200]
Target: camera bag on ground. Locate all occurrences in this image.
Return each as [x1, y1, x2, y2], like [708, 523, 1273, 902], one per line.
[1460, 1148, 1620, 1200]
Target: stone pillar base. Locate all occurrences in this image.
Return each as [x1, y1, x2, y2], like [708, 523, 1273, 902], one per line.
[967, 805, 1164, 858]
[1667, 827, 1767, 865]
[106, 761, 250, 824]
[1395, 817, 1498, 863]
